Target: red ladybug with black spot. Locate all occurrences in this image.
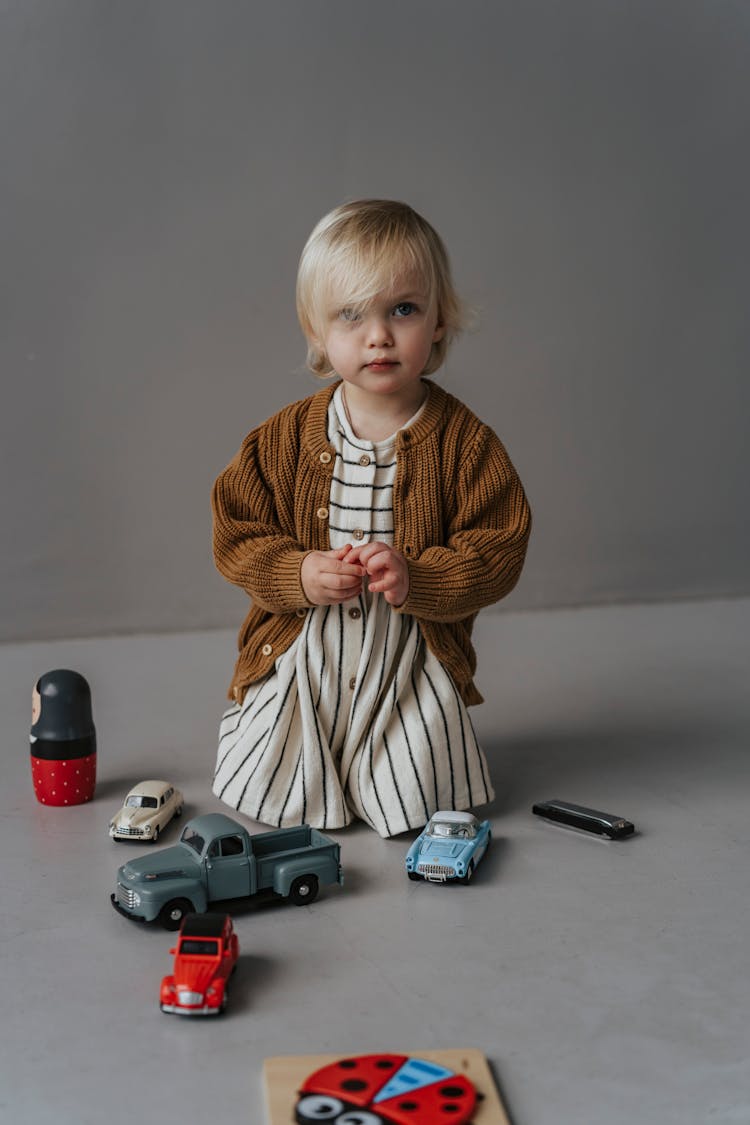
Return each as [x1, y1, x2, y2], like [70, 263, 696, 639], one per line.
[295, 1053, 478, 1125]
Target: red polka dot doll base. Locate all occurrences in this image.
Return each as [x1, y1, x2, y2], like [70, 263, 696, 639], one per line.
[31, 753, 97, 806]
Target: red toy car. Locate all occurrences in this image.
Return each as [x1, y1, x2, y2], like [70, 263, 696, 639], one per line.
[160, 913, 239, 1016]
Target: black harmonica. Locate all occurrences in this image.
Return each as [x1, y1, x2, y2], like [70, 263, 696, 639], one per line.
[532, 799, 635, 839]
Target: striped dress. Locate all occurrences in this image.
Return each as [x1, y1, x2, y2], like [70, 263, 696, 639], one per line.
[212, 386, 494, 838]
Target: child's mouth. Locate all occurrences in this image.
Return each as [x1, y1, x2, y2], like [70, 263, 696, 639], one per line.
[365, 361, 398, 371]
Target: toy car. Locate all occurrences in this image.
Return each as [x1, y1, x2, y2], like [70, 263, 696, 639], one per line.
[111, 814, 343, 928]
[405, 810, 491, 883]
[160, 913, 239, 1016]
[109, 780, 183, 843]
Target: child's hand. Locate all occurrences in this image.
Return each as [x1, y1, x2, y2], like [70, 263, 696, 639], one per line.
[300, 545, 366, 606]
[343, 541, 410, 607]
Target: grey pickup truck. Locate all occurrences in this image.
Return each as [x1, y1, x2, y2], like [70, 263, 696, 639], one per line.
[111, 812, 343, 929]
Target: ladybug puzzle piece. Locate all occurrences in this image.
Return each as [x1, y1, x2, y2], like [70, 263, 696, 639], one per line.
[295, 1053, 478, 1125]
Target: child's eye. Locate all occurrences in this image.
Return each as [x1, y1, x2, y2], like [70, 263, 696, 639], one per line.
[338, 308, 361, 322]
[393, 302, 417, 317]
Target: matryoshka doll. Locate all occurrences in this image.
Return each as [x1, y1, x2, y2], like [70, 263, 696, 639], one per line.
[30, 669, 97, 805]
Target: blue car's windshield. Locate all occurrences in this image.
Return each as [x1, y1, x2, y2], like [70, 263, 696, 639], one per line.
[429, 821, 475, 839]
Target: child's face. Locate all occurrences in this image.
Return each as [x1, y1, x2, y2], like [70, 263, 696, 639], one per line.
[316, 273, 444, 399]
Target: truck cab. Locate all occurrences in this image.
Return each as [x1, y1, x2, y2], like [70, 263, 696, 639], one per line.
[203, 826, 252, 899]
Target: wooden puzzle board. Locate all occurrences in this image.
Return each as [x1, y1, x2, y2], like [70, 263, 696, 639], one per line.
[263, 1048, 511, 1124]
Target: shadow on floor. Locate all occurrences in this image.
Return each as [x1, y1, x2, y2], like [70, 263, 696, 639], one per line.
[480, 715, 745, 817]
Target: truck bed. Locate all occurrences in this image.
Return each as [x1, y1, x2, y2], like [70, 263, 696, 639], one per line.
[248, 826, 341, 892]
[249, 825, 322, 858]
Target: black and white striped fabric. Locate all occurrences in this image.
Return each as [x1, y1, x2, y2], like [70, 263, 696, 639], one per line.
[212, 387, 494, 838]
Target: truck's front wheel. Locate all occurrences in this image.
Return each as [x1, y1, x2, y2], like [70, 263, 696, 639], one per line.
[288, 875, 319, 905]
[158, 898, 194, 930]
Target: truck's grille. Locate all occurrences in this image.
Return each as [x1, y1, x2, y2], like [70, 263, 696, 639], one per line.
[418, 863, 455, 881]
[117, 882, 138, 908]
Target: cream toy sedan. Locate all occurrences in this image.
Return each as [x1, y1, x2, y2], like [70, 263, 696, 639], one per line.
[109, 780, 184, 843]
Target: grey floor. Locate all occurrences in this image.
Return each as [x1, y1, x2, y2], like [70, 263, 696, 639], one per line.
[2, 598, 748, 1125]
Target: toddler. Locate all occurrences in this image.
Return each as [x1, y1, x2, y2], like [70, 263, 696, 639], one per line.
[212, 199, 531, 837]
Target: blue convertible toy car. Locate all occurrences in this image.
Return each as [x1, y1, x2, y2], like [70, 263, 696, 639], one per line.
[405, 811, 491, 883]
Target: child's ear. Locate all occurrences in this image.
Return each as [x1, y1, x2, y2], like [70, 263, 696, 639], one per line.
[432, 322, 445, 343]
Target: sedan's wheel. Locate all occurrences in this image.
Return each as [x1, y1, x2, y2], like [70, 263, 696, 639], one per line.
[288, 875, 319, 905]
[295, 1093, 345, 1122]
[158, 898, 193, 930]
[152, 826, 160, 844]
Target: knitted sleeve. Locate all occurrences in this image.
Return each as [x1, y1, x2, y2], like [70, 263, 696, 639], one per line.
[211, 423, 310, 613]
[400, 425, 531, 623]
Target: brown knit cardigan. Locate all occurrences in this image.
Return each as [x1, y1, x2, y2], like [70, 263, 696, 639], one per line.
[212, 380, 531, 707]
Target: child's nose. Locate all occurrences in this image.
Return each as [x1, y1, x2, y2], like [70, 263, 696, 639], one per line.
[365, 316, 393, 347]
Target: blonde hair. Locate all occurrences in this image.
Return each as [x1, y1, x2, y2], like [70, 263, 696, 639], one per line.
[296, 199, 466, 377]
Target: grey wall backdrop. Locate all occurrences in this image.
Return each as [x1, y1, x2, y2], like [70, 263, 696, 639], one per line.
[2, 0, 748, 642]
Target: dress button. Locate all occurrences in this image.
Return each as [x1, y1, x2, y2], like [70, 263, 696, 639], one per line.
[317, 507, 329, 520]
[261, 643, 273, 656]
[359, 454, 371, 467]
[348, 608, 361, 620]
[349, 676, 356, 690]
[296, 608, 307, 618]
[352, 528, 364, 540]
[319, 451, 332, 464]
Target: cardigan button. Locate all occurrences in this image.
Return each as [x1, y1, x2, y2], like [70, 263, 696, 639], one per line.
[261, 643, 273, 656]
[295, 608, 307, 618]
[348, 676, 356, 690]
[317, 507, 329, 520]
[358, 454, 371, 467]
[352, 528, 364, 541]
[348, 608, 361, 620]
[319, 451, 332, 464]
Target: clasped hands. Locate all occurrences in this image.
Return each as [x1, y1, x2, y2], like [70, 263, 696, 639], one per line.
[300, 542, 410, 608]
